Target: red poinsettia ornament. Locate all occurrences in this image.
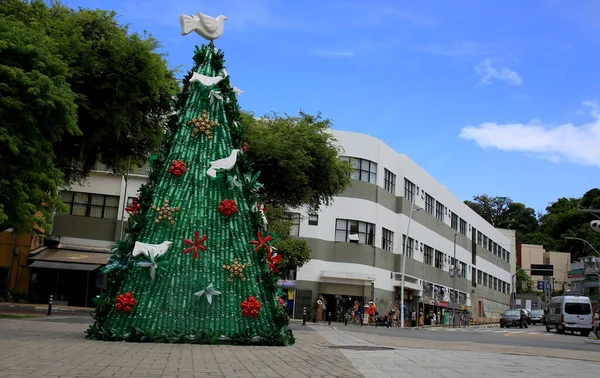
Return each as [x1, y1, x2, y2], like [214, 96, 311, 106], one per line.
[249, 231, 272, 253]
[267, 250, 283, 272]
[218, 199, 238, 217]
[168, 160, 187, 177]
[115, 292, 136, 313]
[240, 296, 262, 317]
[125, 198, 141, 216]
[241, 142, 248, 154]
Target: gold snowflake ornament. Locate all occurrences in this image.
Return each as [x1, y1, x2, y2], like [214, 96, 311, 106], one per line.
[188, 109, 219, 139]
[151, 199, 180, 225]
[222, 258, 251, 282]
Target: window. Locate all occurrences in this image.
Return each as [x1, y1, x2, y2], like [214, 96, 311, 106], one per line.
[404, 179, 416, 202]
[483, 273, 488, 287]
[382, 228, 394, 252]
[460, 262, 467, 278]
[507, 283, 511, 293]
[502, 282, 507, 294]
[565, 303, 592, 315]
[425, 194, 435, 215]
[459, 219, 467, 236]
[335, 219, 375, 245]
[60, 191, 119, 219]
[477, 231, 482, 246]
[451, 212, 458, 230]
[384, 169, 396, 194]
[493, 277, 498, 291]
[341, 156, 377, 184]
[488, 238, 493, 252]
[471, 268, 477, 286]
[308, 214, 319, 226]
[284, 212, 301, 236]
[435, 250, 444, 269]
[507, 251, 511, 263]
[501, 248, 506, 260]
[483, 235, 488, 250]
[424, 245, 433, 265]
[435, 201, 445, 222]
[477, 269, 482, 285]
[402, 235, 414, 258]
[493, 242, 497, 256]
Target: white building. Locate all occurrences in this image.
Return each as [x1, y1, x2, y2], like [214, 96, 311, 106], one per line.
[288, 131, 511, 321]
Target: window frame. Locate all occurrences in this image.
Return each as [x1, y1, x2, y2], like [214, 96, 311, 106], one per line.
[402, 235, 414, 258]
[384, 169, 396, 194]
[423, 245, 434, 265]
[435, 201, 445, 222]
[308, 214, 319, 226]
[404, 178, 416, 202]
[60, 191, 119, 220]
[284, 212, 301, 236]
[382, 228, 394, 252]
[435, 250, 444, 269]
[341, 156, 377, 184]
[451, 212, 458, 231]
[335, 219, 376, 245]
[425, 194, 435, 215]
[459, 219, 467, 236]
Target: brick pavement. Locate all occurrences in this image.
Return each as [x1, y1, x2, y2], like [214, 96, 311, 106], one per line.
[0, 318, 362, 378]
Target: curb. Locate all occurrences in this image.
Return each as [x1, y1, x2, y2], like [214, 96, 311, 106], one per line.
[585, 338, 600, 345]
[0, 303, 92, 316]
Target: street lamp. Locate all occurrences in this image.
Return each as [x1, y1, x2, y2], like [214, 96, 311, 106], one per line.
[400, 200, 421, 328]
[564, 236, 600, 256]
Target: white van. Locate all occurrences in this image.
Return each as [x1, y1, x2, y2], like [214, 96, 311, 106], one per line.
[545, 295, 594, 336]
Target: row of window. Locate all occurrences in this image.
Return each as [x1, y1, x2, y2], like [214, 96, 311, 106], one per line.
[476, 269, 510, 294]
[60, 191, 120, 219]
[476, 230, 511, 263]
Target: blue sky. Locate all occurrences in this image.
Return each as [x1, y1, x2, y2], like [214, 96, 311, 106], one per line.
[64, 0, 600, 213]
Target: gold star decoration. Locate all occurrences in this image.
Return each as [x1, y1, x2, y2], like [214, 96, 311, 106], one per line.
[151, 199, 180, 225]
[222, 258, 251, 282]
[187, 109, 219, 139]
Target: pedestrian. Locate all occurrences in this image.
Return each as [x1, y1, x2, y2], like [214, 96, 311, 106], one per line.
[350, 301, 359, 324]
[368, 301, 376, 325]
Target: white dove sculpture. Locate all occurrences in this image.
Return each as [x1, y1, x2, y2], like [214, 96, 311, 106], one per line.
[132, 241, 172, 260]
[206, 149, 240, 178]
[179, 12, 227, 41]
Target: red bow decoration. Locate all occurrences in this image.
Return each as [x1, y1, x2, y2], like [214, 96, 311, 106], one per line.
[168, 160, 187, 177]
[249, 231, 272, 253]
[277, 295, 285, 308]
[242, 142, 248, 154]
[125, 198, 141, 216]
[256, 203, 267, 213]
[183, 231, 208, 259]
[115, 292, 136, 313]
[240, 296, 262, 317]
[218, 199, 238, 217]
[267, 250, 283, 272]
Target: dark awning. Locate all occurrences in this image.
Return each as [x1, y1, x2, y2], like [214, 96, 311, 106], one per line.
[29, 260, 101, 271]
[28, 245, 111, 272]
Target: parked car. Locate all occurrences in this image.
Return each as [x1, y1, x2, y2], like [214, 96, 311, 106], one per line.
[500, 309, 529, 328]
[529, 309, 544, 325]
[545, 295, 594, 336]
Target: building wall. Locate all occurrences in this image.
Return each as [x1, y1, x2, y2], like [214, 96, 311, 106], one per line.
[0, 232, 33, 295]
[518, 244, 545, 290]
[544, 251, 572, 291]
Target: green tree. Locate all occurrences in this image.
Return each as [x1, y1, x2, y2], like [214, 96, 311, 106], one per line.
[265, 206, 311, 278]
[515, 266, 533, 294]
[87, 42, 293, 345]
[239, 111, 352, 211]
[0, 12, 76, 232]
[0, 0, 177, 231]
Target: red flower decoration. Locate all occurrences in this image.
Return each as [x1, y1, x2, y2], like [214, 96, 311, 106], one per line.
[168, 160, 187, 177]
[249, 231, 272, 253]
[257, 203, 267, 213]
[267, 250, 283, 272]
[241, 296, 262, 317]
[277, 295, 285, 307]
[125, 198, 141, 216]
[183, 231, 208, 259]
[218, 199, 238, 217]
[242, 142, 248, 154]
[115, 292, 136, 313]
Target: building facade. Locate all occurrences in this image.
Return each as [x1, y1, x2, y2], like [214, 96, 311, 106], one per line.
[290, 131, 511, 321]
[516, 243, 572, 293]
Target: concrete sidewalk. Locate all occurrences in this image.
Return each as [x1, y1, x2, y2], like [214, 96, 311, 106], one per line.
[0, 301, 92, 316]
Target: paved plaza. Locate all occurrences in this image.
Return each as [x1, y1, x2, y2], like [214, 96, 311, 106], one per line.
[1, 316, 600, 377]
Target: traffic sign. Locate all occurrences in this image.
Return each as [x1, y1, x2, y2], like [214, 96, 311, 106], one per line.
[536, 281, 545, 290]
[531, 264, 554, 276]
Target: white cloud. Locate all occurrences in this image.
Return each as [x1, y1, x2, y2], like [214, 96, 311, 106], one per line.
[475, 59, 523, 86]
[459, 102, 600, 167]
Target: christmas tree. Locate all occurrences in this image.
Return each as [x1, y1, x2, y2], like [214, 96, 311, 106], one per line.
[86, 11, 294, 346]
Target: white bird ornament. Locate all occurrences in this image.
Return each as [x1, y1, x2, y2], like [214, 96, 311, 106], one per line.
[179, 12, 227, 41]
[206, 149, 240, 178]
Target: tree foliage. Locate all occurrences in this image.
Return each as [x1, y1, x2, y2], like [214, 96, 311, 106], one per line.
[0, 0, 177, 232]
[515, 266, 533, 294]
[265, 206, 311, 278]
[465, 189, 600, 260]
[239, 111, 352, 211]
[0, 9, 75, 232]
